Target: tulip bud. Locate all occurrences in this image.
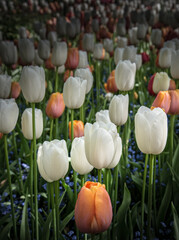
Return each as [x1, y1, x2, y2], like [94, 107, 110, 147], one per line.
[11, 82, 21, 99]
[0, 74, 11, 99]
[51, 41, 67, 67]
[48, 31, 57, 48]
[117, 22, 126, 36]
[20, 66, 45, 103]
[163, 40, 176, 50]
[148, 73, 156, 96]
[114, 48, 124, 65]
[109, 94, 129, 126]
[151, 29, 162, 47]
[168, 89, 179, 115]
[19, 27, 27, 39]
[151, 91, 171, 113]
[58, 65, 65, 74]
[75, 181, 113, 233]
[69, 120, 84, 140]
[78, 51, 88, 69]
[56, 17, 66, 38]
[65, 48, 79, 70]
[170, 50, 179, 79]
[105, 92, 113, 102]
[137, 24, 148, 40]
[104, 39, 113, 53]
[38, 40, 50, 61]
[34, 49, 43, 66]
[46, 92, 65, 119]
[159, 47, 173, 68]
[66, 22, 76, 39]
[152, 72, 170, 94]
[93, 43, 105, 60]
[21, 108, 43, 140]
[135, 106, 168, 155]
[134, 54, 142, 70]
[116, 37, 128, 48]
[18, 39, 35, 65]
[122, 46, 137, 63]
[92, 19, 99, 33]
[0, 41, 18, 66]
[0, 99, 19, 134]
[96, 110, 111, 124]
[128, 27, 138, 45]
[105, 70, 118, 93]
[141, 52, 150, 64]
[37, 139, 69, 182]
[75, 68, 93, 94]
[63, 77, 87, 109]
[82, 33, 95, 52]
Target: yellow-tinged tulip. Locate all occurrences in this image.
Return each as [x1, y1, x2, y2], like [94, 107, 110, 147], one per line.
[75, 181, 113, 234]
[151, 91, 171, 113]
[69, 120, 84, 140]
[46, 92, 65, 119]
[168, 89, 179, 115]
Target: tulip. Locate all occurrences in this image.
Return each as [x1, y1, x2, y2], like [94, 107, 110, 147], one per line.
[19, 66, 45, 103]
[151, 29, 162, 47]
[0, 132, 3, 139]
[109, 94, 129, 126]
[71, 18, 81, 35]
[48, 31, 57, 48]
[141, 52, 150, 63]
[75, 181, 113, 233]
[170, 50, 179, 79]
[96, 110, 111, 124]
[65, 48, 79, 70]
[66, 22, 76, 39]
[71, 137, 93, 175]
[148, 73, 156, 96]
[0, 41, 18, 66]
[105, 70, 118, 93]
[117, 22, 126, 36]
[104, 39, 113, 53]
[115, 60, 136, 91]
[51, 41, 67, 67]
[122, 46, 137, 63]
[39, 28, 46, 40]
[159, 47, 173, 68]
[58, 65, 65, 74]
[163, 40, 176, 50]
[18, 38, 35, 65]
[135, 106, 168, 155]
[37, 139, 69, 182]
[116, 37, 128, 48]
[137, 24, 148, 40]
[169, 79, 176, 90]
[69, 120, 84, 140]
[93, 43, 105, 60]
[105, 92, 113, 102]
[151, 91, 171, 113]
[63, 77, 87, 109]
[134, 54, 142, 70]
[114, 48, 124, 65]
[46, 92, 65, 119]
[75, 68, 93, 94]
[92, 19, 99, 33]
[38, 40, 50, 61]
[11, 82, 21, 99]
[21, 108, 43, 140]
[168, 89, 179, 115]
[56, 17, 66, 38]
[82, 33, 95, 52]
[128, 27, 138, 45]
[0, 74, 11, 99]
[0, 99, 19, 134]
[19, 27, 27, 39]
[152, 72, 170, 94]
[77, 51, 88, 69]
[34, 49, 43, 66]
[64, 69, 73, 82]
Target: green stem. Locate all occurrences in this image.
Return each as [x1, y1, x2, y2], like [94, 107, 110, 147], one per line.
[84, 233, 88, 240]
[55, 66, 58, 92]
[98, 169, 102, 183]
[54, 181, 59, 240]
[50, 118, 54, 141]
[66, 108, 69, 141]
[169, 115, 175, 166]
[153, 156, 157, 228]
[71, 109, 74, 141]
[113, 164, 119, 220]
[32, 103, 39, 240]
[55, 118, 58, 139]
[105, 169, 109, 193]
[147, 154, 154, 240]
[81, 175, 85, 187]
[4, 135, 17, 240]
[30, 142, 34, 239]
[141, 154, 148, 240]
[50, 183, 57, 240]
[80, 104, 84, 123]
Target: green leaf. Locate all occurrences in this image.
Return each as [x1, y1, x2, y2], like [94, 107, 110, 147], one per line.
[61, 180, 73, 203]
[20, 192, 31, 240]
[41, 211, 52, 240]
[171, 202, 179, 240]
[0, 221, 13, 240]
[59, 210, 74, 231]
[131, 174, 143, 190]
[138, 91, 145, 105]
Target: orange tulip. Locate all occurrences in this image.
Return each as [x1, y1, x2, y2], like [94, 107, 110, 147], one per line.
[46, 92, 65, 119]
[0, 132, 3, 139]
[11, 82, 21, 99]
[104, 70, 118, 93]
[151, 91, 171, 113]
[69, 120, 84, 140]
[168, 89, 179, 115]
[65, 48, 79, 70]
[75, 181, 113, 234]
[63, 69, 73, 82]
[169, 79, 176, 90]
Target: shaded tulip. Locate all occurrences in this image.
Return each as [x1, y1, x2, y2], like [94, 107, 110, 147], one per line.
[21, 108, 43, 140]
[18, 38, 35, 65]
[122, 46, 137, 63]
[19, 66, 45, 103]
[66, 22, 76, 39]
[128, 27, 138, 45]
[170, 50, 179, 79]
[109, 94, 129, 126]
[104, 39, 113, 53]
[69, 120, 84, 140]
[71, 18, 81, 35]
[71, 137, 93, 175]
[0, 41, 18, 66]
[115, 60, 136, 91]
[75, 181, 113, 233]
[137, 24, 148, 40]
[56, 17, 66, 38]
[63, 77, 87, 109]
[117, 22, 126, 36]
[169, 79, 176, 90]
[0, 74, 11, 99]
[19, 27, 27, 39]
[34, 49, 43, 66]
[38, 40, 50, 61]
[75, 68, 93, 94]
[93, 43, 105, 60]
[96, 110, 111, 124]
[134, 54, 142, 70]
[65, 48, 79, 70]
[141, 52, 150, 63]
[148, 73, 156, 96]
[82, 33, 95, 52]
[52, 41, 68, 67]
[152, 72, 170, 94]
[163, 40, 176, 50]
[105, 70, 118, 93]
[92, 19, 99, 33]
[151, 91, 171, 113]
[114, 48, 124, 65]
[48, 31, 57, 48]
[159, 47, 173, 68]
[78, 51, 88, 69]
[116, 37, 128, 48]
[64, 70, 73, 82]
[151, 29, 162, 47]
[11, 82, 21, 99]
[37, 139, 69, 182]
[58, 65, 65, 74]
[135, 106, 168, 155]
[105, 92, 113, 102]
[0, 99, 19, 134]
[46, 92, 65, 119]
[168, 89, 179, 115]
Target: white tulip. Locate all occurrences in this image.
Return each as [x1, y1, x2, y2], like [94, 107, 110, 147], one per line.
[128, 27, 138, 45]
[34, 50, 43, 66]
[96, 110, 111, 124]
[75, 68, 93, 94]
[82, 33, 95, 52]
[78, 51, 89, 69]
[0, 74, 11, 98]
[104, 39, 113, 53]
[122, 46, 137, 63]
[114, 48, 124, 65]
[38, 40, 50, 61]
[18, 38, 35, 64]
[134, 54, 142, 70]
[159, 47, 173, 68]
[151, 29, 162, 47]
[93, 43, 103, 60]
[116, 37, 128, 48]
[152, 72, 170, 94]
[51, 41, 67, 67]
[170, 50, 179, 79]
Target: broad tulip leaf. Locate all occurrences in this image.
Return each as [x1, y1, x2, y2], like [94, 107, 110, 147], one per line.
[41, 211, 52, 240]
[0, 221, 13, 240]
[59, 210, 74, 231]
[171, 202, 179, 240]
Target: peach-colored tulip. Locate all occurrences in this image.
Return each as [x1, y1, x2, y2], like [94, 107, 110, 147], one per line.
[75, 181, 113, 234]
[0, 132, 3, 139]
[11, 82, 21, 99]
[69, 120, 84, 140]
[65, 48, 79, 70]
[46, 92, 65, 119]
[169, 79, 176, 90]
[151, 91, 171, 113]
[104, 70, 118, 93]
[168, 89, 179, 115]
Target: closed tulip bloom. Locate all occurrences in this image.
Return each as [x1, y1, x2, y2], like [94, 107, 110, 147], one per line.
[58, 65, 65, 74]
[71, 18, 81, 35]
[65, 48, 79, 70]
[93, 43, 104, 60]
[66, 22, 76, 39]
[71, 137, 93, 175]
[75, 181, 113, 233]
[52, 42, 67, 67]
[18, 39, 35, 65]
[19, 27, 27, 39]
[38, 40, 50, 61]
[115, 60, 136, 91]
[0, 99, 19, 134]
[168, 90, 179, 115]
[170, 50, 179, 79]
[96, 110, 111, 124]
[78, 51, 88, 69]
[63, 77, 87, 109]
[152, 72, 170, 94]
[11, 82, 21, 99]
[163, 40, 176, 50]
[114, 48, 124, 65]
[34, 49, 43, 66]
[46, 92, 65, 119]
[116, 37, 128, 48]
[151, 29, 162, 47]
[48, 31, 57, 48]
[56, 17, 66, 38]
[109, 94, 129, 126]
[82, 33, 95, 52]
[92, 19, 99, 33]
[117, 22, 126, 36]
[69, 120, 84, 140]
[21, 108, 43, 140]
[20, 66, 45, 103]
[128, 27, 138, 45]
[0, 74, 11, 99]
[105, 92, 113, 102]
[159, 47, 173, 68]
[135, 106, 168, 155]
[75, 68, 93, 94]
[137, 24, 148, 40]
[122, 46, 137, 63]
[104, 39, 113, 53]
[151, 91, 171, 113]
[0, 41, 18, 66]
[37, 139, 69, 182]
[134, 54, 142, 70]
